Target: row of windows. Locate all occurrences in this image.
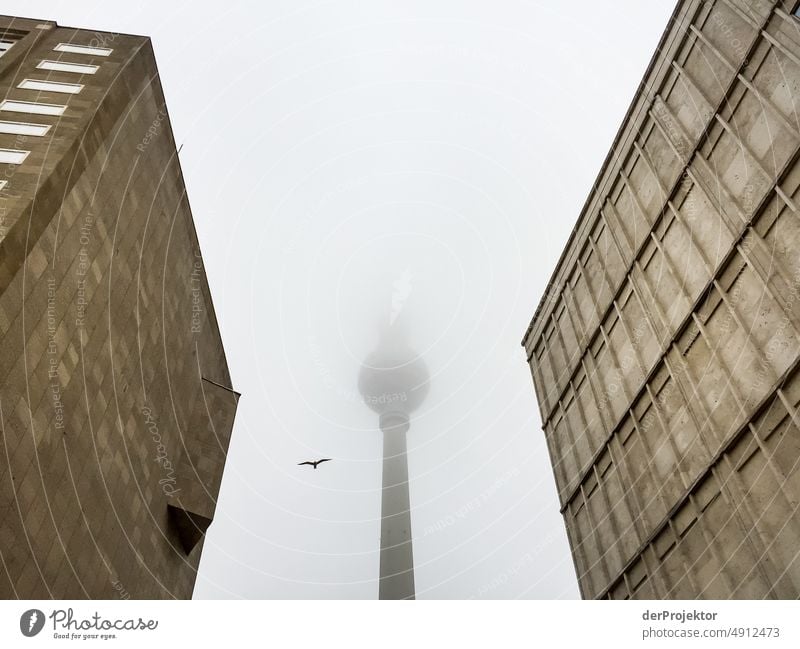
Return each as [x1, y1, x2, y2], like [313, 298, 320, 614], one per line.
[0, 38, 112, 60]
[0, 27, 28, 59]
[0, 40, 114, 174]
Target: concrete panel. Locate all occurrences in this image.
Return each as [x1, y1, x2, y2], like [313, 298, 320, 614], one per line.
[0, 18, 238, 598]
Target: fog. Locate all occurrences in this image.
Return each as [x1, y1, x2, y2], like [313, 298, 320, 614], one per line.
[7, 0, 675, 597]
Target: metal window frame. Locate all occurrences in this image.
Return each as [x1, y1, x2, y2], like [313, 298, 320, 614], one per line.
[0, 148, 30, 164]
[18, 78, 84, 94]
[0, 99, 66, 116]
[0, 119, 51, 136]
[54, 42, 112, 57]
[36, 59, 99, 75]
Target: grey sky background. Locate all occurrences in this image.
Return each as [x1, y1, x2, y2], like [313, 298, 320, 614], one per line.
[6, 0, 675, 598]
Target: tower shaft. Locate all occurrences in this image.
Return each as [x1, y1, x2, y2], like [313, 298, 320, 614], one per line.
[378, 412, 414, 600]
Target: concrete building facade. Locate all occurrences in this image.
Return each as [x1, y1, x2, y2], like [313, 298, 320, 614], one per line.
[0, 17, 238, 598]
[523, 0, 800, 599]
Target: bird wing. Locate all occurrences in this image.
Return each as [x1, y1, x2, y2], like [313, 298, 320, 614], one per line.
[317, 458, 332, 464]
[297, 461, 314, 466]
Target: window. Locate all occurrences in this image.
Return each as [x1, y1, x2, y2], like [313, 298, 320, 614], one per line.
[18, 79, 83, 94]
[0, 120, 51, 136]
[0, 28, 28, 58]
[0, 180, 7, 191]
[0, 149, 30, 164]
[37, 60, 98, 75]
[54, 43, 112, 57]
[0, 99, 66, 116]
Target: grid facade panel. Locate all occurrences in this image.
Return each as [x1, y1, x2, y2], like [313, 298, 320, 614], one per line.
[523, 0, 800, 599]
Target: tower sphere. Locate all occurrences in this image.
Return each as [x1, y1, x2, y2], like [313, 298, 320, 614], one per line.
[358, 338, 429, 416]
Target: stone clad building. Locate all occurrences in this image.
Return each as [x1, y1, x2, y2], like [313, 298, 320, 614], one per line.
[523, 0, 800, 599]
[0, 17, 238, 598]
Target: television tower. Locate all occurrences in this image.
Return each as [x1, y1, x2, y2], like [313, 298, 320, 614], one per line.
[358, 322, 429, 599]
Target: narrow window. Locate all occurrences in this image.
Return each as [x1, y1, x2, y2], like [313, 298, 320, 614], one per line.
[0, 120, 50, 136]
[0, 149, 30, 164]
[0, 99, 66, 116]
[18, 79, 83, 94]
[37, 60, 98, 75]
[0, 28, 28, 58]
[54, 43, 112, 57]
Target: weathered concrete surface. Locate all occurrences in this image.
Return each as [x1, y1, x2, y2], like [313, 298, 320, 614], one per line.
[0, 17, 238, 598]
[523, 0, 800, 599]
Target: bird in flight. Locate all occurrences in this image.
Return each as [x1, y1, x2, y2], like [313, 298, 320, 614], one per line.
[298, 458, 332, 469]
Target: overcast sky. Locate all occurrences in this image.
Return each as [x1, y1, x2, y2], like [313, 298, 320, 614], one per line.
[7, 0, 675, 598]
